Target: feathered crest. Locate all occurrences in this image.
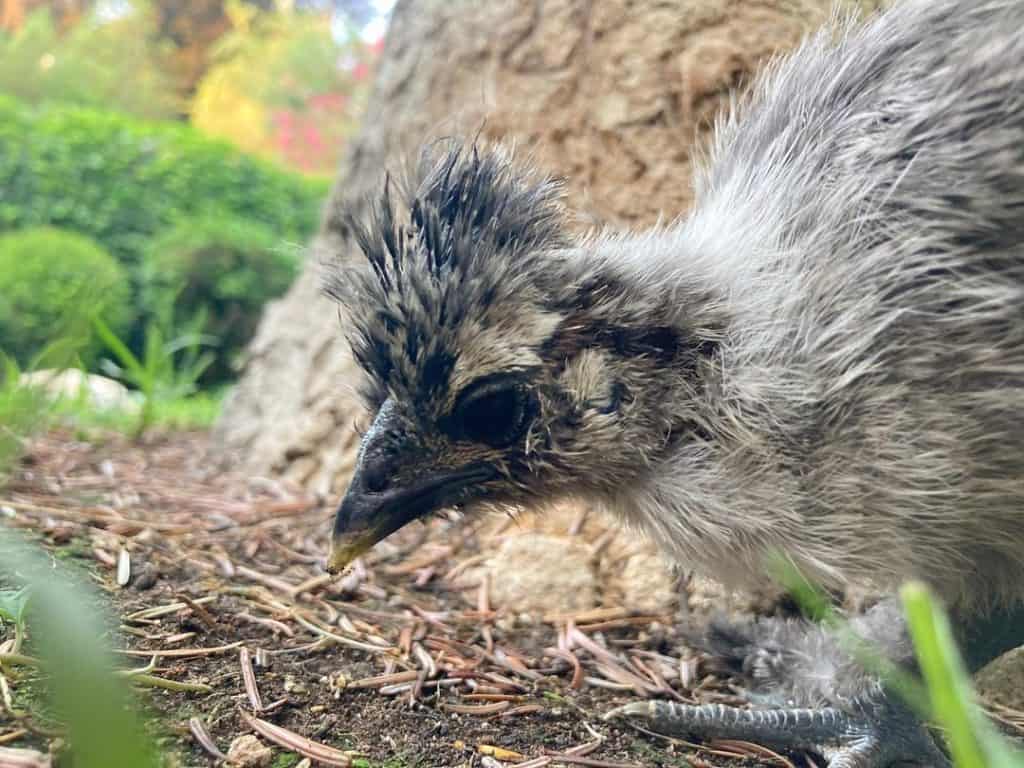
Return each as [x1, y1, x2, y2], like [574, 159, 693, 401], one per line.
[328, 139, 567, 297]
[323, 139, 569, 406]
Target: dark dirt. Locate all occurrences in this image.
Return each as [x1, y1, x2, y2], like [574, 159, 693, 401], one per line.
[0, 430, 794, 768]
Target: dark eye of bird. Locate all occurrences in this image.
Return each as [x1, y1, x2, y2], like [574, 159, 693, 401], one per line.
[449, 377, 531, 448]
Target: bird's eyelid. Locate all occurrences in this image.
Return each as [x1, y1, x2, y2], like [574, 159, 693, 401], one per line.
[446, 370, 536, 415]
[441, 371, 538, 449]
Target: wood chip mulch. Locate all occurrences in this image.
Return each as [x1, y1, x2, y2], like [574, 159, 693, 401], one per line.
[0, 429, 814, 767]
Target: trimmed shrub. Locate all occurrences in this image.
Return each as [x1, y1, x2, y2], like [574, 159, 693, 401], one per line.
[0, 95, 328, 278]
[0, 228, 132, 366]
[142, 216, 300, 381]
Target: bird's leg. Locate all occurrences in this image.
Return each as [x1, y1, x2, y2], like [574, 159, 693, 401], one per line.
[606, 600, 954, 768]
[607, 696, 950, 768]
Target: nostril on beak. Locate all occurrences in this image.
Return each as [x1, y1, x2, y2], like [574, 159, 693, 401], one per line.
[363, 458, 391, 494]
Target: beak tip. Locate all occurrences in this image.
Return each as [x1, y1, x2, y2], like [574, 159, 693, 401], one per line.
[325, 547, 352, 575]
[325, 533, 374, 576]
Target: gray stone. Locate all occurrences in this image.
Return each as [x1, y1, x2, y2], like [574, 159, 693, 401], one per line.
[226, 734, 272, 768]
[478, 533, 597, 616]
[616, 552, 679, 614]
[20, 369, 140, 414]
[976, 645, 1024, 710]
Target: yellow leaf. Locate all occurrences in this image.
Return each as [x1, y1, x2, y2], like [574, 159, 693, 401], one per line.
[477, 744, 525, 761]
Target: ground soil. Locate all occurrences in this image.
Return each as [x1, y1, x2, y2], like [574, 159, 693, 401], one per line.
[0, 429, 802, 768]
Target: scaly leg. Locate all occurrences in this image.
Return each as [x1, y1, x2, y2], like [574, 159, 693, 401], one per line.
[607, 694, 950, 767]
[607, 600, 958, 767]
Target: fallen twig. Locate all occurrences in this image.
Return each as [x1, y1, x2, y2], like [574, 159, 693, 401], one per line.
[118, 641, 244, 659]
[240, 647, 264, 712]
[238, 710, 351, 767]
[188, 717, 227, 762]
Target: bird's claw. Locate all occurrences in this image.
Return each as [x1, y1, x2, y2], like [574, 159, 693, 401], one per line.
[605, 697, 951, 768]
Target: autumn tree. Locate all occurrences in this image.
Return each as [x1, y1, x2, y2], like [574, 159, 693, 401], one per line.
[190, 2, 379, 174]
[0, 0, 91, 32]
[155, 0, 379, 100]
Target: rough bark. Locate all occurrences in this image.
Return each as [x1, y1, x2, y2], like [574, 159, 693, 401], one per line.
[214, 0, 884, 500]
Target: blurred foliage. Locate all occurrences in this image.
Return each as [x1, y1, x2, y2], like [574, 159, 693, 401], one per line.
[192, 0, 378, 175]
[0, 4, 179, 118]
[0, 94, 327, 284]
[0, 0, 94, 33]
[0, 0, 379, 407]
[0, 0, 385, 170]
[0, 354, 51, 478]
[94, 294, 218, 435]
[0, 0, 376, 104]
[0, 534, 160, 768]
[147, 0, 378, 100]
[0, 227, 132, 367]
[142, 215, 299, 382]
[55, 387, 225, 432]
[150, 0, 273, 98]
[0, 337, 84, 477]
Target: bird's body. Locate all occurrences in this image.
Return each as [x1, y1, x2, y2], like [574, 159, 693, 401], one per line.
[325, 0, 1024, 763]
[605, 0, 1024, 613]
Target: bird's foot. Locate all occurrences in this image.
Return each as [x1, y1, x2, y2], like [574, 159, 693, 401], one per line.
[606, 694, 951, 768]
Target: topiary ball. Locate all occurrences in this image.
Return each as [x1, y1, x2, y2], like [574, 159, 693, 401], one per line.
[0, 227, 133, 367]
[141, 215, 299, 383]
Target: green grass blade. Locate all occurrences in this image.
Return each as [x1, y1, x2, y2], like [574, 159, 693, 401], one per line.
[0, 352, 53, 476]
[901, 582, 1023, 768]
[0, 532, 159, 768]
[92, 316, 147, 385]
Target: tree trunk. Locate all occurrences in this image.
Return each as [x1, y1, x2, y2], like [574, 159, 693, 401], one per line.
[214, 0, 883, 499]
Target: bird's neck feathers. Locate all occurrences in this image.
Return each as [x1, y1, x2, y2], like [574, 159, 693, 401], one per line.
[554, 225, 733, 368]
[537, 226, 738, 489]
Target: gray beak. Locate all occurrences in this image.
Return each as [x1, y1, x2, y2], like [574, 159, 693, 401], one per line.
[326, 400, 495, 573]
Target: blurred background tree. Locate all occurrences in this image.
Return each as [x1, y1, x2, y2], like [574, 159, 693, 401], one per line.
[0, 0, 383, 161]
[1, 0, 92, 32]
[0, 1, 179, 118]
[191, 0, 379, 176]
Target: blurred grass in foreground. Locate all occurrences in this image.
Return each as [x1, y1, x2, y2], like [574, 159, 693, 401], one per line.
[902, 582, 1022, 768]
[0, 533, 159, 768]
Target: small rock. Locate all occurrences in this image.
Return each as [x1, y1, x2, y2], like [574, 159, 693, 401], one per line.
[976, 645, 1024, 709]
[481, 533, 596, 615]
[226, 734, 272, 768]
[283, 675, 307, 694]
[616, 551, 679, 614]
[19, 369, 141, 414]
[0, 745, 51, 768]
[684, 574, 778, 616]
[130, 563, 159, 591]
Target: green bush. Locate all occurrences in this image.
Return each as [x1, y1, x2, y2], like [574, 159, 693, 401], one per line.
[0, 228, 132, 366]
[142, 216, 298, 381]
[0, 94, 327, 286]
